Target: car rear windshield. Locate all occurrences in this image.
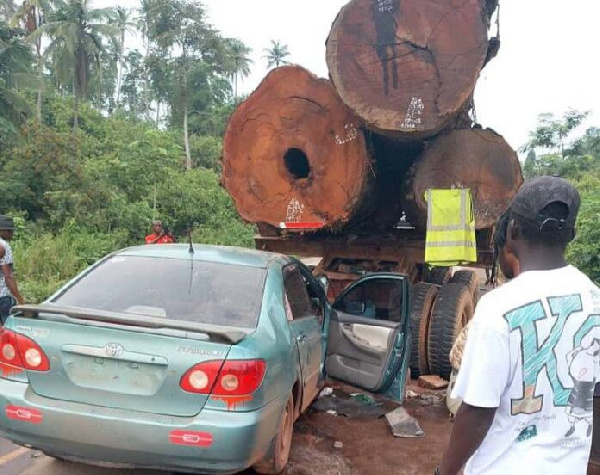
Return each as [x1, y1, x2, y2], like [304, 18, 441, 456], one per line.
[52, 256, 267, 328]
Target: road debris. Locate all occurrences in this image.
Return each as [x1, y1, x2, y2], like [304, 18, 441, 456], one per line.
[385, 407, 425, 438]
[312, 388, 386, 419]
[319, 387, 334, 399]
[418, 375, 449, 390]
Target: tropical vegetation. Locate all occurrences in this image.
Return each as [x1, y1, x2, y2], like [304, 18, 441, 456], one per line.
[0, 0, 263, 301]
[522, 110, 600, 281]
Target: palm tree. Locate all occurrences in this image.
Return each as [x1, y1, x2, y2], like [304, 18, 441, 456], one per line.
[226, 38, 252, 97]
[111, 7, 136, 104]
[0, 21, 34, 127]
[263, 40, 290, 69]
[11, 0, 53, 120]
[32, 0, 118, 130]
[1, 1, 17, 22]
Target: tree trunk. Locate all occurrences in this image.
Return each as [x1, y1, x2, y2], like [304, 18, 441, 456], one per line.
[222, 65, 375, 232]
[404, 128, 523, 230]
[326, 0, 490, 140]
[73, 94, 79, 131]
[184, 105, 192, 171]
[116, 31, 125, 104]
[36, 40, 43, 121]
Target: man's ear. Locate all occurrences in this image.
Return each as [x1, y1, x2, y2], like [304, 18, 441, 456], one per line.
[509, 219, 519, 240]
[505, 219, 518, 255]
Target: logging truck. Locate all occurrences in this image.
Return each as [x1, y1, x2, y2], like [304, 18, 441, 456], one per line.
[220, 0, 519, 381]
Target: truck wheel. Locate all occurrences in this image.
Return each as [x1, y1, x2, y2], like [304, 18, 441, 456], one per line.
[253, 395, 294, 474]
[450, 270, 479, 302]
[425, 266, 451, 286]
[427, 283, 474, 380]
[409, 283, 438, 378]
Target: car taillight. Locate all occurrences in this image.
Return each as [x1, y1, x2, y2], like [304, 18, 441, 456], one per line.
[0, 329, 50, 372]
[180, 359, 266, 396]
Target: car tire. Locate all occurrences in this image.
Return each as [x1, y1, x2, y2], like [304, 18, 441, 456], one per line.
[253, 394, 294, 474]
[409, 283, 438, 378]
[425, 266, 452, 286]
[427, 283, 474, 380]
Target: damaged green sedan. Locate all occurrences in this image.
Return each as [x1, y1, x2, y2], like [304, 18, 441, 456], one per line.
[0, 244, 411, 474]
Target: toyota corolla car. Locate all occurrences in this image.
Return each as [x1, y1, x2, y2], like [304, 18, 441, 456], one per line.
[0, 244, 410, 474]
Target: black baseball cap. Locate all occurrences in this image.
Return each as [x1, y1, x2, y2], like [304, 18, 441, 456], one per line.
[510, 176, 580, 231]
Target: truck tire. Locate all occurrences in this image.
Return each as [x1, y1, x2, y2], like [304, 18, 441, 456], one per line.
[409, 283, 438, 378]
[427, 283, 474, 380]
[450, 270, 479, 302]
[425, 266, 451, 286]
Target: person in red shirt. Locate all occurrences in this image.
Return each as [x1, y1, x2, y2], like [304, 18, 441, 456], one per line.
[144, 220, 176, 244]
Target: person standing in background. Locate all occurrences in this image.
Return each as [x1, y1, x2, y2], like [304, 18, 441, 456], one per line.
[145, 220, 176, 244]
[0, 216, 25, 324]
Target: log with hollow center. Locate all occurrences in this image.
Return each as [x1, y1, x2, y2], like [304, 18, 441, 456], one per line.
[222, 65, 375, 232]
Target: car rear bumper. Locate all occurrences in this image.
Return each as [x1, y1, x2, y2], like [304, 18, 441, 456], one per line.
[0, 379, 284, 474]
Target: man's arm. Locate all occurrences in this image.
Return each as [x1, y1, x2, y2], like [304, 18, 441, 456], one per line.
[438, 298, 511, 475]
[1, 264, 24, 305]
[439, 403, 497, 475]
[146, 231, 165, 244]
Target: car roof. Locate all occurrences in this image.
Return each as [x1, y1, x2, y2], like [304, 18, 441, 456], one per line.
[116, 244, 289, 269]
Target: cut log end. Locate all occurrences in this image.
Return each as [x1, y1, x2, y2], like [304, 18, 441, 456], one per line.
[405, 128, 524, 230]
[222, 65, 374, 232]
[326, 0, 490, 139]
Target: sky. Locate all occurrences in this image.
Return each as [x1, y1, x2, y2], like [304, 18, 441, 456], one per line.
[98, 0, 600, 151]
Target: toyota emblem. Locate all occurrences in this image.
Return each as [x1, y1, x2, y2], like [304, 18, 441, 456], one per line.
[104, 343, 124, 358]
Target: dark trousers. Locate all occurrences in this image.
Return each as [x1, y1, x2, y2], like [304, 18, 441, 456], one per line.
[0, 296, 15, 325]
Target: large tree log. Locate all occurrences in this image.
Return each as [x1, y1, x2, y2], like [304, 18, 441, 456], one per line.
[222, 65, 375, 232]
[405, 128, 523, 230]
[326, 0, 491, 139]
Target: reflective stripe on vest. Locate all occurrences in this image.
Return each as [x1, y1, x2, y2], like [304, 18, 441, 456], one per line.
[425, 189, 477, 266]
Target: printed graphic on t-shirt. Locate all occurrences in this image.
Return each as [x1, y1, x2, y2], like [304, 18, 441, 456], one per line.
[504, 293, 600, 439]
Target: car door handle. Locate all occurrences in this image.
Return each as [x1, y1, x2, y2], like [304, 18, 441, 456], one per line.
[297, 334, 307, 342]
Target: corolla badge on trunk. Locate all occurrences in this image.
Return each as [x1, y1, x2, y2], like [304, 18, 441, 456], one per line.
[104, 343, 124, 358]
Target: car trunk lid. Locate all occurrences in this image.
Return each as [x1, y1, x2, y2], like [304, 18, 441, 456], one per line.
[10, 308, 241, 417]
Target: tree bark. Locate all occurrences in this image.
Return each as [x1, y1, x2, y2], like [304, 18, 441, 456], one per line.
[326, 0, 490, 140]
[73, 94, 79, 131]
[116, 32, 125, 105]
[222, 65, 375, 232]
[36, 40, 42, 121]
[404, 128, 523, 230]
[184, 105, 191, 171]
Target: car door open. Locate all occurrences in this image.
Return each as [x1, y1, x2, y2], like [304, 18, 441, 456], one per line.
[325, 274, 410, 398]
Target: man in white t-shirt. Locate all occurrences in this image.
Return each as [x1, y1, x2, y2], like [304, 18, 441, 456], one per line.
[438, 176, 600, 475]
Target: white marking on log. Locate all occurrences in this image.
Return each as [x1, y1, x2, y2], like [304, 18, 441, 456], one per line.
[286, 198, 305, 223]
[402, 97, 425, 130]
[376, 0, 394, 13]
[334, 123, 359, 145]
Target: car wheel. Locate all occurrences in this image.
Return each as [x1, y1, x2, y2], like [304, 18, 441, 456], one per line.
[253, 394, 294, 474]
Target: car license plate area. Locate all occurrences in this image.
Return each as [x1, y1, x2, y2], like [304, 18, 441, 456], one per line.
[62, 353, 167, 396]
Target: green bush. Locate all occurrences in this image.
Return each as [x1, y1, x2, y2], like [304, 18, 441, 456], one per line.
[12, 227, 130, 303]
